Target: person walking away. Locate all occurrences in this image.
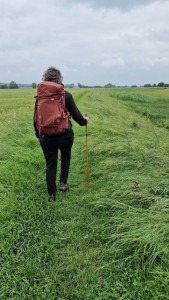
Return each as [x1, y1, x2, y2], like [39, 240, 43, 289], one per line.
[33, 66, 89, 202]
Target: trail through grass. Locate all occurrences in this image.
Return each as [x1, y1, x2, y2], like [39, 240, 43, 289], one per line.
[1, 87, 169, 299]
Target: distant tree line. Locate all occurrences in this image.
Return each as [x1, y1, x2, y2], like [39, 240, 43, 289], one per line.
[0, 82, 37, 89]
[144, 82, 169, 88]
[77, 82, 169, 88]
[64, 83, 74, 88]
[0, 81, 19, 89]
[0, 81, 169, 89]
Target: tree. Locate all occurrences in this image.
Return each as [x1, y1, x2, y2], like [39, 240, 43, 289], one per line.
[78, 83, 85, 88]
[65, 83, 74, 88]
[9, 81, 18, 89]
[0, 84, 8, 89]
[104, 83, 116, 88]
[157, 82, 165, 87]
[144, 84, 151, 87]
[32, 82, 37, 88]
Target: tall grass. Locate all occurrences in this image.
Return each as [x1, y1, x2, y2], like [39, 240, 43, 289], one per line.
[0, 87, 169, 299]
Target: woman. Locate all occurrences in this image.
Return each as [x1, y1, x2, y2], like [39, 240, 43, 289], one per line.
[34, 66, 89, 202]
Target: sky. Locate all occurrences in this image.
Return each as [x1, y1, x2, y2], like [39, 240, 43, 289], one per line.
[0, 0, 169, 86]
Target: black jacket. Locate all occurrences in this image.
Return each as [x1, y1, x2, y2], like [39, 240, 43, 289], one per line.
[34, 90, 87, 138]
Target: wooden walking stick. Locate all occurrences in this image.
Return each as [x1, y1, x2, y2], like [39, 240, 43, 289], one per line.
[85, 117, 90, 187]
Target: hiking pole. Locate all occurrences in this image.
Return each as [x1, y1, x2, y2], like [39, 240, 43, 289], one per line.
[85, 115, 90, 187]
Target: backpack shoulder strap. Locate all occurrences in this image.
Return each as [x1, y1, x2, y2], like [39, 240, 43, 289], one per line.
[34, 96, 39, 123]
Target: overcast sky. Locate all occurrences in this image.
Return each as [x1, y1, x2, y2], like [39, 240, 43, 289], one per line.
[0, 0, 169, 86]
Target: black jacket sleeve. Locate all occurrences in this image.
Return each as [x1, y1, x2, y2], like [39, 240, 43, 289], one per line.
[65, 90, 87, 126]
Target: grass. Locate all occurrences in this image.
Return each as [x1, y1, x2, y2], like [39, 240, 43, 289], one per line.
[1, 87, 169, 299]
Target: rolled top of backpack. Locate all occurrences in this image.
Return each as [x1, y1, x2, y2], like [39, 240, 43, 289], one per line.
[37, 81, 64, 98]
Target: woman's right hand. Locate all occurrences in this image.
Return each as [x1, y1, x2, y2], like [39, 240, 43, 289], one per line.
[84, 116, 89, 123]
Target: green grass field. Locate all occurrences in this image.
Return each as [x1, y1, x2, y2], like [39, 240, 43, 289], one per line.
[1, 87, 169, 299]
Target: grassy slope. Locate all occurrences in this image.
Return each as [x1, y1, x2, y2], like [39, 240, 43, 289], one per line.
[0, 87, 169, 299]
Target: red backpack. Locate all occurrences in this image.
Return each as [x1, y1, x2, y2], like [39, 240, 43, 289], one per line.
[35, 81, 68, 135]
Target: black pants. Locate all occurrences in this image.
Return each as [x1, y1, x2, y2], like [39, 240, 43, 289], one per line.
[39, 130, 74, 195]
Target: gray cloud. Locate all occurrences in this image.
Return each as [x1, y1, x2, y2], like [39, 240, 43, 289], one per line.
[61, 0, 161, 10]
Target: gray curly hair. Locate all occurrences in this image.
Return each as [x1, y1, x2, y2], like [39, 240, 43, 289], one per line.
[42, 66, 63, 84]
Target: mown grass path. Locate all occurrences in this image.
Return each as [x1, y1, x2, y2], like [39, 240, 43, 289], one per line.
[0, 88, 169, 299]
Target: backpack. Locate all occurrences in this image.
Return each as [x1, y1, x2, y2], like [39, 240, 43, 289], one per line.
[35, 81, 68, 135]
